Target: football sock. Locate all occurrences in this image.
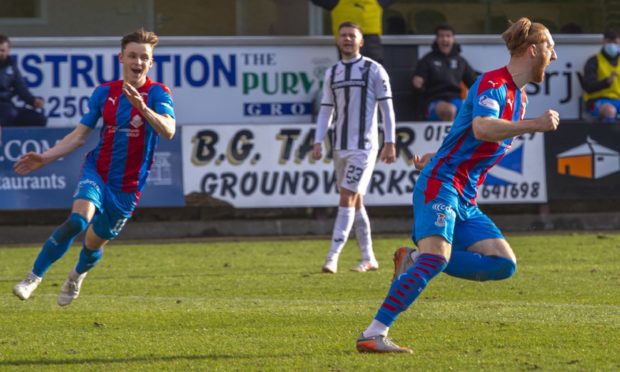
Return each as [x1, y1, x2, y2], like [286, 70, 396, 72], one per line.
[354, 207, 375, 262]
[32, 213, 89, 277]
[75, 245, 104, 274]
[375, 253, 447, 327]
[363, 319, 389, 338]
[326, 207, 355, 260]
[444, 251, 516, 281]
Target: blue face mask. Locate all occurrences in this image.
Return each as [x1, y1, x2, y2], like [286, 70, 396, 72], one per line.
[604, 43, 619, 57]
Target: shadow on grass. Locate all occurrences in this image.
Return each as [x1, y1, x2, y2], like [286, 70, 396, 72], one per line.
[0, 352, 316, 367]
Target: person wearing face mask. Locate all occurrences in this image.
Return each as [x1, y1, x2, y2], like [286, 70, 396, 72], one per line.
[582, 29, 620, 122]
[412, 23, 478, 121]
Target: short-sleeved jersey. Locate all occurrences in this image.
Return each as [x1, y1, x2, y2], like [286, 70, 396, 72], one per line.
[80, 77, 175, 193]
[420, 66, 527, 204]
[321, 56, 392, 151]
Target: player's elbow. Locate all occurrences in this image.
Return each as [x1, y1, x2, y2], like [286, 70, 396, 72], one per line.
[472, 117, 494, 142]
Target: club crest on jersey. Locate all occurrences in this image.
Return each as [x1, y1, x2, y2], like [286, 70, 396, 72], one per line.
[434, 213, 446, 227]
[479, 95, 500, 111]
[130, 114, 144, 128]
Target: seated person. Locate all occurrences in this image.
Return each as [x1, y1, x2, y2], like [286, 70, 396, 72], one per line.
[412, 23, 478, 121]
[582, 29, 620, 122]
[0, 34, 47, 127]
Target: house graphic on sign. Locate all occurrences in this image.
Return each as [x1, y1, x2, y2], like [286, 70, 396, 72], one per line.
[556, 137, 620, 179]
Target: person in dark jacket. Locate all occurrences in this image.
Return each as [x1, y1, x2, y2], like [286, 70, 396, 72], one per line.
[581, 29, 620, 122]
[0, 34, 47, 127]
[412, 24, 478, 121]
[310, 0, 395, 64]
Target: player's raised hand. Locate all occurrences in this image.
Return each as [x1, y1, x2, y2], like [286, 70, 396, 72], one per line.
[312, 143, 322, 161]
[14, 152, 46, 175]
[535, 110, 560, 132]
[380, 143, 396, 164]
[122, 82, 146, 112]
[412, 152, 434, 170]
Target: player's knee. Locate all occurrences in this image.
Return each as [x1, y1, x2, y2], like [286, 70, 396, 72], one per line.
[55, 213, 89, 241]
[487, 257, 516, 281]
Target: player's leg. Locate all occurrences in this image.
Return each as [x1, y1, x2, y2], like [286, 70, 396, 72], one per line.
[322, 150, 360, 273]
[58, 188, 136, 306]
[351, 150, 379, 272]
[357, 183, 455, 353]
[13, 193, 97, 300]
[443, 206, 516, 281]
[434, 100, 458, 121]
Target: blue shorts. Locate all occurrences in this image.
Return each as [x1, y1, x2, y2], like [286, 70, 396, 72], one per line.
[73, 163, 139, 240]
[426, 98, 463, 121]
[412, 177, 504, 251]
[587, 98, 620, 119]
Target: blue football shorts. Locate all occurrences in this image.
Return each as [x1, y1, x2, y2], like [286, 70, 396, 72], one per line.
[587, 98, 620, 119]
[426, 98, 464, 121]
[412, 177, 504, 251]
[73, 163, 139, 240]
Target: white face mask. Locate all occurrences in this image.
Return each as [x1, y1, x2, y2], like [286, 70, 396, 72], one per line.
[604, 42, 619, 57]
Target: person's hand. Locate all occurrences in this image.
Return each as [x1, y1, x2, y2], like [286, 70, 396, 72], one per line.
[412, 152, 434, 170]
[122, 83, 147, 112]
[380, 142, 396, 164]
[312, 143, 322, 161]
[534, 110, 560, 132]
[14, 152, 46, 175]
[33, 97, 44, 109]
[608, 71, 618, 84]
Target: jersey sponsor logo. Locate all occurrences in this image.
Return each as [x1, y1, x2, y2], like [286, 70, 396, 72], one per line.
[130, 114, 144, 128]
[450, 59, 458, 69]
[431, 202, 455, 217]
[358, 66, 369, 75]
[478, 95, 500, 111]
[331, 80, 367, 89]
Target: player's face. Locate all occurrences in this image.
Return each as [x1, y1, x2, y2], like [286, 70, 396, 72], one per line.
[0, 42, 10, 62]
[337, 26, 363, 59]
[120, 42, 154, 86]
[436, 30, 454, 55]
[531, 31, 557, 83]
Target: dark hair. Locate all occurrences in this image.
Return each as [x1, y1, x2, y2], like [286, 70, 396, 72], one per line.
[338, 21, 363, 34]
[0, 34, 10, 45]
[604, 28, 619, 41]
[121, 27, 159, 51]
[435, 23, 455, 36]
[502, 17, 549, 56]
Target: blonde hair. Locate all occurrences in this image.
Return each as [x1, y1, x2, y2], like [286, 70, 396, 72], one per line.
[502, 18, 549, 56]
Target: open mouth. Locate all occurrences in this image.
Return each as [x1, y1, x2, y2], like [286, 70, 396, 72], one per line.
[131, 67, 143, 75]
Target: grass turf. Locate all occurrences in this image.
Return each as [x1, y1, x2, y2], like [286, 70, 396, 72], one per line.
[0, 233, 619, 371]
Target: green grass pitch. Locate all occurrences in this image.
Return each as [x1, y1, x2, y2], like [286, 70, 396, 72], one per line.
[1, 233, 619, 371]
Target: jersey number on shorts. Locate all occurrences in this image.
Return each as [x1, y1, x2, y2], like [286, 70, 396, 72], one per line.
[111, 218, 128, 235]
[345, 165, 363, 185]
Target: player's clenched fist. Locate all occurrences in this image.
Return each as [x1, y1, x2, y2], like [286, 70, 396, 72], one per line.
[536, 110, 560, 132]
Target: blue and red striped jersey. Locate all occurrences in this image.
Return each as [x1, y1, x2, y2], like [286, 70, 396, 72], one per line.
[80, 77, 175, 193]
[420, 66, 527, 204]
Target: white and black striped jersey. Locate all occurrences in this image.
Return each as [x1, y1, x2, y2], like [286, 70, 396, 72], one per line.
[314, 55, 395, 151]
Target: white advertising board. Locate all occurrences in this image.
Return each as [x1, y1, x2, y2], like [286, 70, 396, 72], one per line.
[181, 122, 547, 208]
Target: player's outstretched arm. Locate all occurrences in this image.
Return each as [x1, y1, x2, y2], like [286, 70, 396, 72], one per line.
[472, 110, 560, 142]
[122, 82, 176, 140]
[13, 124, 93, 175]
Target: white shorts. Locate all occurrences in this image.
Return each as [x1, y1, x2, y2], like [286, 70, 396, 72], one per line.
[333, 149, 378, 195]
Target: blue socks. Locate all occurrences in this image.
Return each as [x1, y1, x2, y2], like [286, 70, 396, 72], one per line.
[32, 213, 89, 277]
[444, 251, 516, 281]
[375, 253, 447, 327]
[75, 246, 104, 274]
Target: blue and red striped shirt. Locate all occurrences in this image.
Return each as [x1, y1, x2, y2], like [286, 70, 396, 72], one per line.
[80, 77, 175, 193]
[420, 66, 527, 204]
